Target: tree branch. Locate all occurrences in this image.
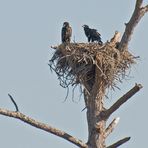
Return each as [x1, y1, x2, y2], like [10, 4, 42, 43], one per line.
[142, 5, 148, 13]
[105, 117, 120, 138]
[107, 137, 131, 148]
[135, 0, 143, 9]
[0, 108, 87, 148]
[119, 0, 148, 51]
[106, 84, 142, 117]
[8, 94, 19, 112]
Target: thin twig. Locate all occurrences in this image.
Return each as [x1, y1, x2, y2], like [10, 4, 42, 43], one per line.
[0, 108, 87, 148]
[72, 84, 77, 102]
[119, 0, 148, 51]
[8, 94, 19, 112]
[51, 46, 58, 50]
[62, 87, 69, 102]
[81, 107, 87, 112]
[106, 84, 142, 117]
[107, 137, 131, 148]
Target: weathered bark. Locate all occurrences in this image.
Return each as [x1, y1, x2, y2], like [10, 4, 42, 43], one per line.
[119, 0, 148, 51]
[85, 83, 143, 148]
[85, 68, 106, 148]
[0, 108, 87, 148]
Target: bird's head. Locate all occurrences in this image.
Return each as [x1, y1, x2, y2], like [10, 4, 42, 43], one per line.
[82, 25, 89, 29]
[63, 22, 69, 27]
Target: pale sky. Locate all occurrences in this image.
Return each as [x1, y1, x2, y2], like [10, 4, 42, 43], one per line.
[0, 0, 148, 147]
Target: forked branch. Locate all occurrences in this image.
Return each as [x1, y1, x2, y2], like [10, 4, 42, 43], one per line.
[0, 108, 87, 148]
[119, 0, 148, 51]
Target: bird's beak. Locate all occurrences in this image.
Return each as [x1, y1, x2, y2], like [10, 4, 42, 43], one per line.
[82, 25, 84, 28]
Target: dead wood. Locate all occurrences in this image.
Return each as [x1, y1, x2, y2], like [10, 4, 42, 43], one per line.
[49, 41, 136, 93]
[0, 108, 87, 148]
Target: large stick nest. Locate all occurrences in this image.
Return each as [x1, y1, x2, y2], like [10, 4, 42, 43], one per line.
[49, 42, 136, 92]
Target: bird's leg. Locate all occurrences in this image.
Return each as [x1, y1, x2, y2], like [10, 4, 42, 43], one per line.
[88, 37, 91, 42]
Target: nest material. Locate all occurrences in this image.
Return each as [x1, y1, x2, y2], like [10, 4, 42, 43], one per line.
[49, 42, 136, 92]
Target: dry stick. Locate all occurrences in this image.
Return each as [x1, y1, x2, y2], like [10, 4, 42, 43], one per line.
[105, 117, 120, 138]
[0, 108, 87, 148]
[107, 137, 131, 148]
[119, 0, 148, 51]
[8, 94, 19, 112]
[110, 31, 121, 46]
[106, 83, 142, 118]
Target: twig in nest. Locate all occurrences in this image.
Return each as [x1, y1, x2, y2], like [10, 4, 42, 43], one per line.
[49, 42, 136, 95]
[8, 94, 19, 112]
[62, 87, 69, 102]
[72, 84, 77, 102]
[78, 85, 83, 101]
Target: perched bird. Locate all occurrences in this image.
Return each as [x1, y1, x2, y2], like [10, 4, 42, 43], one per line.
[82, 25, 91, 42]
[61, 22, 72, 43]
[82, 25, 103, 45]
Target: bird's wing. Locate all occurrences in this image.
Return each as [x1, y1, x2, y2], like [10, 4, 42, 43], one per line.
[96, 31, 101, 36]
[66, 26, 72, 38]
[69, 26, 72, 37]
[91, 29, 101, 36]
[61, 27, 66, 41]
[84, 28, 91, 37]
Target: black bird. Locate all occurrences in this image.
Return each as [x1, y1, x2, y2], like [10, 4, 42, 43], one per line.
[82, 25, 103, 45]
[61, 22, 72, 43]
[82, 25, 91, 42]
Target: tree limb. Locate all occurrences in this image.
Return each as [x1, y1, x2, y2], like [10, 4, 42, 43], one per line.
[105, 117, 120, 138]
[142, 5, 148, 13]
[107, 137, 131, 148]
[135, 0, 143, 9]
[106, 84, 142, 117]
[119, 0, 148, 51]
[0, 108, 87, 148]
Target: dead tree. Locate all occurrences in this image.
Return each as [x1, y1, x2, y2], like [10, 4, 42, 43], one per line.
[0, 0, 147, 148]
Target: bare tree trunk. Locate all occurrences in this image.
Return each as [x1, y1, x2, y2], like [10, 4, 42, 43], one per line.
[85, 68, 106, 148]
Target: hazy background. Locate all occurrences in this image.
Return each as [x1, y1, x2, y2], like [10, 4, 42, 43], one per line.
[0, 0, 148, 147]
